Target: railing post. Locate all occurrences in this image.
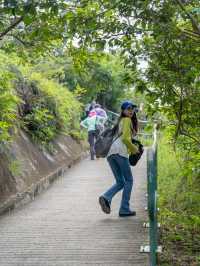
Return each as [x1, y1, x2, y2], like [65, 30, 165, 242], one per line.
[141, 123, 161, 265]
[148, 148, 158, 265]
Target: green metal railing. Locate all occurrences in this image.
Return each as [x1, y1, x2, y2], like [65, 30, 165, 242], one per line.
[140, 123, 161, 265]
[147, 125, 159, 265]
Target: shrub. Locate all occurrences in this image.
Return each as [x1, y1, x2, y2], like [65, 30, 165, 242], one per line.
[17, 71, 83, 146]
[0, 52, 19, 148]
[0, 51, 83, 149]
[158, 131, 200, 265]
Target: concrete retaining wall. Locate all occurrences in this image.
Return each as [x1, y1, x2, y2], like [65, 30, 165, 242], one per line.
[0, 130, 88, 215]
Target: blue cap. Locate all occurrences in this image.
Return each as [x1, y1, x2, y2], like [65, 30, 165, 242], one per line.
[121, 100, 137, 110]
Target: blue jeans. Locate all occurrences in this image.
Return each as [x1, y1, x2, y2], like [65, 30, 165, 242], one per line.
[103, 154, 134, 214]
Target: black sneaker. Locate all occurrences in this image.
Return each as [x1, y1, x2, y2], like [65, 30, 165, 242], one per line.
[99, 196, 111, 214]
[119, 211, 136, 217]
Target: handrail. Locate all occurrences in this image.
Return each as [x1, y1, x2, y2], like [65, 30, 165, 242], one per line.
[143, 123, 162, 265]
[147, 124, 159, 265]
[140, 123, 161, 265]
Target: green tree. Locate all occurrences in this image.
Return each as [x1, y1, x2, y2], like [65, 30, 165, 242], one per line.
[0, 1, 71, 55]
[33, 51, 134, 110]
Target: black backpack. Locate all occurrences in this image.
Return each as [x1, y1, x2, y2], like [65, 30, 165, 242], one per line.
[94, 124, 119, 158]
[129, 139, 144, 166]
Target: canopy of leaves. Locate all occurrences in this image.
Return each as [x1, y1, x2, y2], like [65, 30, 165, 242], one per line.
[56, 0, 200, 150]
[0, 0, 71, 56]
[33, 51, 134, 111]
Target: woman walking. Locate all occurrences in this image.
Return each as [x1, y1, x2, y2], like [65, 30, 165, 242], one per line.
[80, 114, 100, 160]
[99, 100, 139, 217]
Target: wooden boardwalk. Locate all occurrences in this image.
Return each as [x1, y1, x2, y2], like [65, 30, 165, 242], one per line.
[0, 152, 149, 266]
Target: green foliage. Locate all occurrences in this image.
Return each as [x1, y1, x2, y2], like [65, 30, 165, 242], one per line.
[57, 0, 200, 154]
[158, 132, 182, 208]
[30, 72, 81, 127]
[0, 52, 19, 146]
[0, 50, 83, 149]
[23, 107, 57, 145]
[139, 135, 153, 147]
[158, 131, 200, 265]
[33, 52, 133, 110]
[9, 159, 21, 176]
[18, 71, 82, 146]
[95, 54, 134, 110]
[0, 48, 136, 149]
[0, 1, 69, 56]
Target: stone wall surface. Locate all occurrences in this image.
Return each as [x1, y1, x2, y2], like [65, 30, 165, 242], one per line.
[0, 130, 88, 214]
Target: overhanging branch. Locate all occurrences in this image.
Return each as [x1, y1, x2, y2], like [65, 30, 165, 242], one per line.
[174, 0, 200, 35]
[0, 16, 24, 40]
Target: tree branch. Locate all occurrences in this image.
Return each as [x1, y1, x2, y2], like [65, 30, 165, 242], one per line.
[180, 129, 200, 146]
[164, 47, 180, 73]
[182, 29, 200, 40]
[174, 0, 200, 35]
[174, 88, 183, 141]
[0, 16, 24, 39]
[183, 28, 200, 37]
[9, 34, 33, 46]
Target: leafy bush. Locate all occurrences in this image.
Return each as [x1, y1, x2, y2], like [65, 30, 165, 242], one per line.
[16, 71, 83, 146]
[29, 72, 82, 130]
[158, 131, 200, 266]
[0, 52, 19, 148]
[0, 51, 83, 150]
[23, 107, 57, 145]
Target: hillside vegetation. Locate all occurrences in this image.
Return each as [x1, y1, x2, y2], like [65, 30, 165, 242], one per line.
[0, 51, 83, 151]
[158, 131, 200, 265]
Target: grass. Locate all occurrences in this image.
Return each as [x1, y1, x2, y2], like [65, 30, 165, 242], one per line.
[157, 132, 200, 266]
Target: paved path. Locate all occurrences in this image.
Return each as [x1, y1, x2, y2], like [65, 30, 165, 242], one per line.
[0, 152, 149, 266]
